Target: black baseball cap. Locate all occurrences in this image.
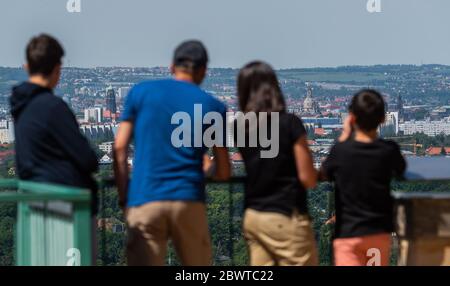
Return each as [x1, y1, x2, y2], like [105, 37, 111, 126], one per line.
[173, 40, 209, 69]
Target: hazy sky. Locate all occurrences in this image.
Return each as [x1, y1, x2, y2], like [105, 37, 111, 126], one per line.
[1, 0, 450, 68]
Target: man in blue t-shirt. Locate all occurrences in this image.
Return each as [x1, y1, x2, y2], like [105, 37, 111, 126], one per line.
[114, 40, 230, 266]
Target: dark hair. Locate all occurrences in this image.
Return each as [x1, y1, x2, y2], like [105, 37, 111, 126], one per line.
[26, 34, 65, 76]
[237, 61, 286, 113]
[349, 89, 385, 131]
[173, 40, 208, 71]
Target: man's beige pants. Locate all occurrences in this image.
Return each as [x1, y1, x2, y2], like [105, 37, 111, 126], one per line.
[243, 208, 318, 266]
[126, 201, 212, 266]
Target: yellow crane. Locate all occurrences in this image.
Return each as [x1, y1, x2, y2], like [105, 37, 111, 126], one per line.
[398, 142, 423, 155]
[384, 136, 423, 155]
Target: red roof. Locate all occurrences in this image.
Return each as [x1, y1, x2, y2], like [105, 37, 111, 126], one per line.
[0, 150, 15, 159]
[103, 110, 112, 118]
[230, 152, 243, 162]
[314, 128, 326, 136]
[426, 147, 450, 156]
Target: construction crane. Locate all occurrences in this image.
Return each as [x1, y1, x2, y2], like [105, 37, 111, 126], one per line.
[398, 143, 423, 155]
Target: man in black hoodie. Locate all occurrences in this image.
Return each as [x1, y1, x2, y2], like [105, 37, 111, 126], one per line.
[10, 34, 99, 210]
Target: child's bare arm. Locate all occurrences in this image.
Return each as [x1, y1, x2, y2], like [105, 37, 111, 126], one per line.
[325, 215, 336, 225]
[338, 115, 354, 142]
[294, 135, 318, 189]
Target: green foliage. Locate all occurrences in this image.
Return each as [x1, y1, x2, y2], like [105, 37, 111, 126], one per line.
[205, 182, 246, 265]
[97, 230, 126, 266]
[0, 149, 17, 265]
[392, 181, 450, 193]
[0, 204, 15, 266]
[308, 183, 334, 265]
[318, 224, 334, 266]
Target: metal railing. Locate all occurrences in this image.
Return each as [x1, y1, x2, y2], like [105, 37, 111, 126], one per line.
[96, 176, 332, 266]
[0, 179, 92, 266]
[97, 176, 246, 266]
[2, 156, 450, 266]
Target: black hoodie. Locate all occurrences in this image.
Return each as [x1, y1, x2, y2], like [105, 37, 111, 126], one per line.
[10, 82, 99, 212]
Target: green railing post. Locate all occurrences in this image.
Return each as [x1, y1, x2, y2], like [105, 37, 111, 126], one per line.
[0, 180, 92, 266]
[73, 201, 92, 266]
[16, 201, 31, 266]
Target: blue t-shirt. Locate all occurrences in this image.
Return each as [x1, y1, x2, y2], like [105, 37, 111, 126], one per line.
[121, 79, 227, 207]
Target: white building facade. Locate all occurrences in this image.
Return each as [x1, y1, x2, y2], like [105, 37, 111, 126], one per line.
[98, 141, 114, 153]
[0, 120, 14, 144]
[399, 118, 450, 136]
[84, 107, 103, 123]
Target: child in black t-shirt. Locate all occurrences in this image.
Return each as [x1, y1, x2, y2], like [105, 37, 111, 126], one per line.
[321, 89, 406, 266]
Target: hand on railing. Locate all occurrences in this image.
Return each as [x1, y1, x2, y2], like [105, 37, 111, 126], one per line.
[325, 215, 336, 225]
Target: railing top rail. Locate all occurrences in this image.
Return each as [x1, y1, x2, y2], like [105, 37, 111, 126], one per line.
[18, 180, 89, 195]
[0, 179, 18, 188]
[86, 157, 450, 188]
[100, 176, 450, 187]
[0, 180, 90, 203]
[392, 192, 450, 199]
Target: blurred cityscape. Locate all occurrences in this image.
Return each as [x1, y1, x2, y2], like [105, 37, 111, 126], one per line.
[2, 64, 450, 170]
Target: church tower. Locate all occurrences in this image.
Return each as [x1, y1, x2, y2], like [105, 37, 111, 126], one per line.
[302, 83, 320, 115]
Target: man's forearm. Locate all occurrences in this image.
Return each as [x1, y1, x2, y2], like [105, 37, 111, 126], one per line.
[113, 121, 134, 209]
[113, 150, 129, 207]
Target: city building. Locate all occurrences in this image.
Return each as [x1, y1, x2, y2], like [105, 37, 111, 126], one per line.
[302, 117, 342, 137]
[105, 86, 117, 114]
[302, 117, 341, 126]
[380, 111, 399, 136]
[99, 154, 113, 164]
[118, 86, 131, 100]
[80, 123, 118, 141]
[84, 107, 103, 123]
[98, 141, 114, 153]
[0, 120, 14, 144]
[0, 129, 12, 144]
[430, 106, 450, 121]
[302, 83, 320, 116]
[399, 118, 450, 136]
[397, 94, 404, 121]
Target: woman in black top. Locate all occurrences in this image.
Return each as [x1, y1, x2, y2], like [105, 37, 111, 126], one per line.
[235, 61, 318, 266]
